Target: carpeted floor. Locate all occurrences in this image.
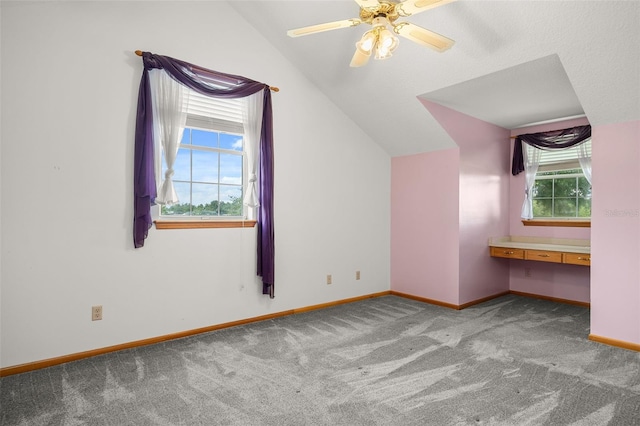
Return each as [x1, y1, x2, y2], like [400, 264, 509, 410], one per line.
[2, 294, 640, 425]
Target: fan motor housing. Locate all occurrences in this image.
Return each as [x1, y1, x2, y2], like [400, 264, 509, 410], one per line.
[359, 1, 400, 24]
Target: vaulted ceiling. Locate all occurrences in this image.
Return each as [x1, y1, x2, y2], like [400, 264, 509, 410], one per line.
[230, 0, 640, 156]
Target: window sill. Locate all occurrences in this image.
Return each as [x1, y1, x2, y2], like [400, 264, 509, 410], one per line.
[154, 220, 257, 230]
[522, 219, 590, 228]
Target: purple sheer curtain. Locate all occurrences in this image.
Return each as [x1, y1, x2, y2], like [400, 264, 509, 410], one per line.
[258, 89, 275, 297]
[511, 125, 591, 175]
[133, 69, 156, 249]
[134, 52, 276, 297]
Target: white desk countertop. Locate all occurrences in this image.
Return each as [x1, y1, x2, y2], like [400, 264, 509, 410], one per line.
[489, 236, 590, 254]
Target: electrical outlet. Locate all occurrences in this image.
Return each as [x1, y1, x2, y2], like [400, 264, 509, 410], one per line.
[356, 270, 361, 280]
[524, 268, 532, 278]
[326, 275, 332, 285]
[92, 305, 103, 321]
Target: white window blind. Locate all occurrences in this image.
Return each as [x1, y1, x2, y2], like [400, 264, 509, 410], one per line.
[184, 88, 244, 134]
[529, 138, 591, 172]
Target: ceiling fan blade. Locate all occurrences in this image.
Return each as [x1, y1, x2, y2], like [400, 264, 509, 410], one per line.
[353, 0, 381, 11]
[396, 0, 457, 17]
[394, 22, 455, 52]
[287, 19, 361, 37]
[350, 48, 372, 67]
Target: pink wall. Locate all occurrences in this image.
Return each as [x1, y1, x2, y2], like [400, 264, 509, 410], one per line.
[391, 101, 511, 306]
[422, 100, 511, 304]
[590, 120, 640, 344]
[391, 148, 460, 305]
[392, 109, 640, 346]
[508, 118, 591, 303]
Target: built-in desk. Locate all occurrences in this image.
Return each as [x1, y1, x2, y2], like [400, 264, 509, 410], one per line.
[489, 236, 591, 266]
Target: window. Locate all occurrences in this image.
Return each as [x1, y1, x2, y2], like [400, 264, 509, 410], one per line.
[160, 126, 244, 217]
[529, 139, 591, 219]
[158, 91, 247, 219]
[532, 169, 591, 218]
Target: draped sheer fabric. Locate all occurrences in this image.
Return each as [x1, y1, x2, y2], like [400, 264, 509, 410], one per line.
[257, 89, 275, 297]
[521, 143, 541, 219]
[149, 69, 188, 206]
[511, 125, 591, 176]
[242, 92, 263, 211]
[577, 142, 592, 184]
[134, 52, 276, 298]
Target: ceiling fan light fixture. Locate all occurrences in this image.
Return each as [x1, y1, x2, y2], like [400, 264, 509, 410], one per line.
[374, 45, 393, 60]
[356, 30, 377, 54]
[378, 28, 400, 52]
[355, 20, 399, 61]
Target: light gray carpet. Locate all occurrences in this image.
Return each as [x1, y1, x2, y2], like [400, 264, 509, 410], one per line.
[2, 294, 640, 425]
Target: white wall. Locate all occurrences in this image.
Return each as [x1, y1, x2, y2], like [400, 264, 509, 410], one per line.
[0, 1, 390, 368]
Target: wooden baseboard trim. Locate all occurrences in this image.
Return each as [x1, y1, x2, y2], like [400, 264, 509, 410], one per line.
[293, 291, 392, 314]
[390, 290, 511, 310]
[589, 334, 640, 352]
[390, 291, 461, 310]
[509, 290, 590, 308]
[0, 291, 392, 378]
[459, 291, 511, 309]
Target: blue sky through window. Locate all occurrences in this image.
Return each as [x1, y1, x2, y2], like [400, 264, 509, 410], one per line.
[162, 128, 244, 211]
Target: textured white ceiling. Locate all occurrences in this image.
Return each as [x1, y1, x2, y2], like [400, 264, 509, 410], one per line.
[230, 0, 640, 156]
[419, 54, 584, 129]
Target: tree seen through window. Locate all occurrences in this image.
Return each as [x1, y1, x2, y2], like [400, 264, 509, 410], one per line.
[532, 169, 591, 218]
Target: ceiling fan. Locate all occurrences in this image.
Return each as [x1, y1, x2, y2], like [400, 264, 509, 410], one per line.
[287, 0, 457, 67]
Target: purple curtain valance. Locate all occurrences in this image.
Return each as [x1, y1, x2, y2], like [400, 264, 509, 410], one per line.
[141, 52, 267, 99]
[134, 52, 276, 297]
[511, 125, 591, 175]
